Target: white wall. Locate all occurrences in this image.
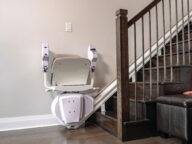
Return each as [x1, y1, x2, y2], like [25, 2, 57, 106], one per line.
[0, 0, 153, 118]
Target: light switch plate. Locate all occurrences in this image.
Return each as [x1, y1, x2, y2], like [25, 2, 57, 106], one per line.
[65, 22, 72, 32]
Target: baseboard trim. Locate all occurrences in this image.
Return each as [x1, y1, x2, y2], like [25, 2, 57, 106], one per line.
[0, 114, 61, 131]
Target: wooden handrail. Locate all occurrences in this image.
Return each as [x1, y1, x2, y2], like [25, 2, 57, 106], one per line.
[127, 0, 161, 28]
[115, 0, 162, 140]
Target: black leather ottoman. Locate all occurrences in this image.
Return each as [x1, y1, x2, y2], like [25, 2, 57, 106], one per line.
[157, 95, 192, 143]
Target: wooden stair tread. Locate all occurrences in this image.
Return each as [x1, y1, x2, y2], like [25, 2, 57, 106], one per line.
[174, 30, 192, 38]
[150, 51, 192, 67]
[129, 98, 157, 103]
[130, 82, 158, 85]
[111, 96, 157, 102]
[97, 111, 117, 120]
[96, 111, 150, 122]
[157, 51, 192, 58]
[123, 118, 150, 125]
[130, 81, 183, 84]
[144, 65, 192, 70]
[178, 29, 192, 35]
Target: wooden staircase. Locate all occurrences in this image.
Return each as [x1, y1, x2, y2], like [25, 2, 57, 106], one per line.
[90, 2, 192, 141]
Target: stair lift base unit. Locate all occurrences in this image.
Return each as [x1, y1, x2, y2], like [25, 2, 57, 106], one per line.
[42, 43, 98, 128]
[51, 93, 94, 125]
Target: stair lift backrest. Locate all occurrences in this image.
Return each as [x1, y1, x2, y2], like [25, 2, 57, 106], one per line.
[42, 43, 97, 92]
[51, 57, 91, 86]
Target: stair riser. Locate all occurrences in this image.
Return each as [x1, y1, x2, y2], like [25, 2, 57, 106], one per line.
[95, 112, 117, 136]
[130, 101, 145, 120]
[95, 111, 158, 141]
[144, 67, 192, 86]
[153, 53, 192, 67]
[165, 41, 192, 54]
[104, 98, 156, 120]
[104, 97, 150, 120]
[144, 67, 179, 82]
[171, 32, 192, 44]
[105, 101, 149, 121]
[168, 23, 192, 44]
[146, 48, 192, 69]
[129, 84, 160, 100]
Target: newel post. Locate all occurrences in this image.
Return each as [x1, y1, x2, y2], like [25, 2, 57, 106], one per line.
[116, 9, 129, 141]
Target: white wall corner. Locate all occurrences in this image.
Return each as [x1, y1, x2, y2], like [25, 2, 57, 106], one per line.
[0, 114, 61, 132]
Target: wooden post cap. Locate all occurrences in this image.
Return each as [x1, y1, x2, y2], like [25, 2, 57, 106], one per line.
[116, 9, 128, 16]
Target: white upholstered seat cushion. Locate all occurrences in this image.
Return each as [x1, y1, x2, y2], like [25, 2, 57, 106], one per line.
[51, 55, 90, 86]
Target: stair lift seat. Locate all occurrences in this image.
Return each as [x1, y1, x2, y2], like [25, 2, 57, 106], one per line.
[42, 42, 98, 128]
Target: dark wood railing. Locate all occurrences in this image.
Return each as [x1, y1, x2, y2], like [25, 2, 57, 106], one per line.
[116, 0, 162, 141]
[127, 0, 161, 28]
[116, 0, 191, 141]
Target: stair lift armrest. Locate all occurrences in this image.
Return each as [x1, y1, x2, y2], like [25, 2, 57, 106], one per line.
[88, 45, 99, 90]
[88, 45, 98, 72]
[42, 42, 55, 91]
[90, 71, 99, 90]
[43, 73, 55, 91]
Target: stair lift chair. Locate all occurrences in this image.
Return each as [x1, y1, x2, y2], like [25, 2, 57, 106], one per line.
[42, 42, 98, 128]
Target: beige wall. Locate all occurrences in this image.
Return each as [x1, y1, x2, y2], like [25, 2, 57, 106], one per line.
[0, 0, 153, 118]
